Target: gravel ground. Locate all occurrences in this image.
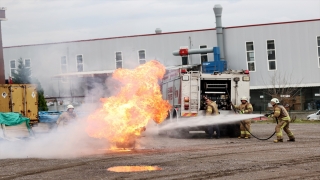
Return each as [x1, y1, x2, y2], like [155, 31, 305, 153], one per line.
[1, 123, 320, 180]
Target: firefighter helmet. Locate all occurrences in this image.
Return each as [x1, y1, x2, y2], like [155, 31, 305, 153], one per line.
[270, 98, 280, 104]
[67, 104, 74, 110]
[240, 96, 248, 101]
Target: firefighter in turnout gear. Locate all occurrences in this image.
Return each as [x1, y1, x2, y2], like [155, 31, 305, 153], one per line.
[56, 104, 77, 126]
[234, 96, 253, 139]
[204, 97, 220, 139]
[265, 98, 295, 143]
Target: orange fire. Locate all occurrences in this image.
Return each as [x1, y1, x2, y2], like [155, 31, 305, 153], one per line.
[107, 166, 162, 172]
[86, 60, 171, 147]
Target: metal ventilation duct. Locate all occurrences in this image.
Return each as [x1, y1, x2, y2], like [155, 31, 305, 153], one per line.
[0, 7, 7, 84]
[213, 4, 225, 62]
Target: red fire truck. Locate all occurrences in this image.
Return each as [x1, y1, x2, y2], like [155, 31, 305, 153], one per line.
[159, 47, 250, 138]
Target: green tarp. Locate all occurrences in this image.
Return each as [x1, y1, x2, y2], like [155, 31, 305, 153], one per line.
[0, 112, 31, 129]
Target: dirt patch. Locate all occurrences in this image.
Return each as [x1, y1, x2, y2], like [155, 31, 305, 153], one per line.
[1, 123, 320, 179]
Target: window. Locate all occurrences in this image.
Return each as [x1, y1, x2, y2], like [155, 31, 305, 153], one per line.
[246, 42, 255, 71]
[138, 50, 146, 64]
[76, 55, 83, 72]
[200, 45, 208, 64]
[10, 60, 16, 76]
[60, 56, 68, 83]
[267, 40, 276, 70]
[317, 36, 320, 67]
[116, 52, 122, 69]
[180, 46, 189, 65]
[24, 59, 31, 76]
[61, 56, 68, 73]
[182, 56, 188, 65]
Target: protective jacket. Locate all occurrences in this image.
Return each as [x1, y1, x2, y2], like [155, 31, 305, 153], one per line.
[272, 105, 291, 121]
[235, 102, 253, 138]
[235, 102, 253, 114]
[206, 101, 219, 115]
[205, 100, 220, 138]
[271, 104, 294, 142]
[56, 111, 77, 126]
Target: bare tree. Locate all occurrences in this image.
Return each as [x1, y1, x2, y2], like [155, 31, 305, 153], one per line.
[262, 71, 304, 106]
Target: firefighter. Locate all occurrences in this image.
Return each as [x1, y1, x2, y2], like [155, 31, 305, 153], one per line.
[234, 96, 253, 139]
[205, 98, 220, 139]
[265, 98, 295, 143]
[56, 104, 77, 126]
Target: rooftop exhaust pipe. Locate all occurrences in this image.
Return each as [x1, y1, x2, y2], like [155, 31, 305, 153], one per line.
[213, 4, 225, 62]
[155, 28, 162, 34]
[0, 7, 7, 84]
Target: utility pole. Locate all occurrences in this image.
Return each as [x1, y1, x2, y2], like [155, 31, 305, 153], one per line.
[0, 7, 7, 84]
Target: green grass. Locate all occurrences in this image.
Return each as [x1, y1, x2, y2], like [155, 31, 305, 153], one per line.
[253, 118, 320, 123]
[293, 119, 320, 123]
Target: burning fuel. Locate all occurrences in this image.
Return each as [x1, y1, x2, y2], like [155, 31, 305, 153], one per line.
[107, 166, 162, 172]
[86, 60, 171, 148]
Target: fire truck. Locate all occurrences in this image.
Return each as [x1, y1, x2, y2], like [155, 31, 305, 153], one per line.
[160, 47, 250, 138]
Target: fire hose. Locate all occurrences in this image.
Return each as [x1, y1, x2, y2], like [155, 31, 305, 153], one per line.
[224, 88, 278, 140]
[232, 105, 278, 140]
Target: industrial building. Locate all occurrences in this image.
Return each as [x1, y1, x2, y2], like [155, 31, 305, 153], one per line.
[2, 6, 320, 111]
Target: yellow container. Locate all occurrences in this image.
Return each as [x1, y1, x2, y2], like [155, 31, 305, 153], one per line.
[0, 84, 38, 123]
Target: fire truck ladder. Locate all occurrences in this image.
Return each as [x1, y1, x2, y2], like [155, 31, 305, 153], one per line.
[189, 71, 200, 113]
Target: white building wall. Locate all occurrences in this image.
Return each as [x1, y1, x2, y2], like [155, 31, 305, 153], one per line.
[224, 20, 320, 88]
[3, 20, 320, 98]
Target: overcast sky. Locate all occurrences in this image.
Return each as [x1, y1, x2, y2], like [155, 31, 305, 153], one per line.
[1, 0, 319, 47]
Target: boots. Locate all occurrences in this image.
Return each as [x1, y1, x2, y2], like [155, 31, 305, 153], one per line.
[274, 139, 283, 143]
[287, 135, 295, 142]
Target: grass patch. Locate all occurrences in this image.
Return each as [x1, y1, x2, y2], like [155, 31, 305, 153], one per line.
[294, 119, 320, 123]
[253, 118, 320, 123]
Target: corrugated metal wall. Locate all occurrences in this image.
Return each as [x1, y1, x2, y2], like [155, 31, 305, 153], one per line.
[3, 20, 320, 104]
[224, 21, 320, 88]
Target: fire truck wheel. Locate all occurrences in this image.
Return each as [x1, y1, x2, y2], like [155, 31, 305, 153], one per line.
[227, 124, 240, 138]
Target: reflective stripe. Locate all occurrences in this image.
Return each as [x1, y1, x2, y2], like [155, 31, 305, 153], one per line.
[245, 131, 250, 135]
[276, 132, 283, 136]
[182, 113, 198, 117]
[280, 122, 287, 129]
[274, 110, 281, 117]
[282, 116, 291, 121]
[241, 131, 245, 135]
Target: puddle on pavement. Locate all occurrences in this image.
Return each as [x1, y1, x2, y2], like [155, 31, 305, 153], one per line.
[107, 166, 162, 172]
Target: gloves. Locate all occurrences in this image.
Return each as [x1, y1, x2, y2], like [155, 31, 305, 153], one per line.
[238, 110, 244, 114]
[264, 113, 273, 117]
[264, 112, 274, 117]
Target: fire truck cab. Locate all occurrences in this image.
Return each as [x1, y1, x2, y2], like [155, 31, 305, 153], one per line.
[160, 47, 250, 138]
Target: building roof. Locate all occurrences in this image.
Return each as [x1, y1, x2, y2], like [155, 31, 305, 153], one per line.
[53, 65, 193, 78]
[4, 19, 320, 49]
[53, 70, 114, 78]
[250, 82, 320, 90]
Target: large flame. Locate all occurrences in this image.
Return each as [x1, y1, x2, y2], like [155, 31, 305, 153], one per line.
[86, 60, 171, 145]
